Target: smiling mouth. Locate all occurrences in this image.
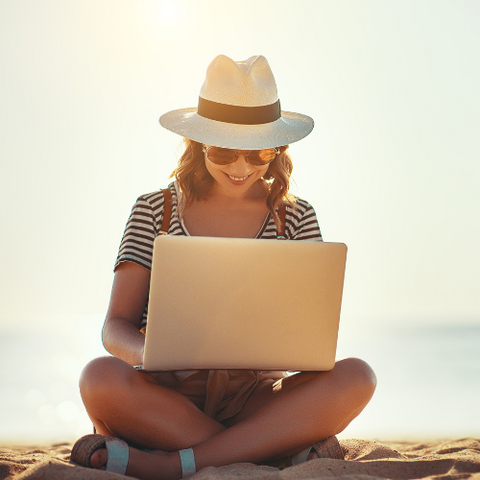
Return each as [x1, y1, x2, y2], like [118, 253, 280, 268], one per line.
[226, 173, 250, 182]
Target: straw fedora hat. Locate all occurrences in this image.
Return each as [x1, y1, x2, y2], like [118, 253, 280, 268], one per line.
[159, 55, 314, 150]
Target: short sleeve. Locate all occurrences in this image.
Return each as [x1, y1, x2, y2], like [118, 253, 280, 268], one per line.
[114, 195, 160, 272]
[286, 200, 323, 241]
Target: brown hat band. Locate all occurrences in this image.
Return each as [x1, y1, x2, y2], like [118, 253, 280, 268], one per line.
[197, 97, 281, 125]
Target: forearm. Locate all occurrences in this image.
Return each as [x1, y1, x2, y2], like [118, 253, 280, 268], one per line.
[102, 317, 145, 367]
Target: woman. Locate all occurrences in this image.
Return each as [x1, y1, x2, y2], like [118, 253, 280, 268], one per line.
[72, 55, 376, 480]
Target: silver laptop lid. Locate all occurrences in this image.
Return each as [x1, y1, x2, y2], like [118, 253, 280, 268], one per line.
[143, 236, 347, 371]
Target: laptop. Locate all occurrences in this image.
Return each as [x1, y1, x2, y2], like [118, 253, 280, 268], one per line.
[139, 235, 347, 372]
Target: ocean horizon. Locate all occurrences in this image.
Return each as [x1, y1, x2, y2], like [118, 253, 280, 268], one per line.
[1, 315, 479, 446]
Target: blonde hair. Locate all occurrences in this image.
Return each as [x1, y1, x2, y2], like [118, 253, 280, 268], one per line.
[171, 139, 296, 230]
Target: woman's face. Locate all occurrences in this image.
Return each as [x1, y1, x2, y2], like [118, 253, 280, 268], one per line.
[203, 146, 269, 196]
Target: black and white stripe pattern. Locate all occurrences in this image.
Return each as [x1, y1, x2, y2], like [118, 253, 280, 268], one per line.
[114, 181, 323, 325]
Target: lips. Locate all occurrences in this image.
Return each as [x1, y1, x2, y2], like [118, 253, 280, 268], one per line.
[222, 171, 253, 184]
[228, 174, 249, 181]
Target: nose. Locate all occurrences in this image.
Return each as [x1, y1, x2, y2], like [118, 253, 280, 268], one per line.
[228, 154, 252, 176]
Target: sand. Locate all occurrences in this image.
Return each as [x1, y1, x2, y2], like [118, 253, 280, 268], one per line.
[1, 438, 480, 480]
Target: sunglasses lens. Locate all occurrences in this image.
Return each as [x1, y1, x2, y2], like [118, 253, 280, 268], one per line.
[205, 147, 278, 165]
[206, 148, 237, 165]
[248, 149, 278, 165]
[259, 148, 278, 164]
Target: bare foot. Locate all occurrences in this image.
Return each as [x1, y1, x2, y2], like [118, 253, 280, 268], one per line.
[89, 446, 181, 480]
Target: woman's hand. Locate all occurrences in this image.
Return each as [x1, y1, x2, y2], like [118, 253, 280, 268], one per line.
[102, 261, 151, 367]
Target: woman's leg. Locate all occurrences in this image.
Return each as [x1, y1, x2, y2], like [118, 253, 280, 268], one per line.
[79, 356, 225, 450]
[79, 357, 375, 480]
[192, 357, 376, 467]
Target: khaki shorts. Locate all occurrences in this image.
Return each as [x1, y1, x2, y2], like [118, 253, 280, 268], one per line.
[150, 369, 286, 423]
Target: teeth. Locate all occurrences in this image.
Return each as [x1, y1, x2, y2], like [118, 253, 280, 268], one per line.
[228, 174, 249, 181]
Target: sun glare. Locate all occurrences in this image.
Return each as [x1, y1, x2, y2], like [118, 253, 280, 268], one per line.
[155, 0, 181, 25]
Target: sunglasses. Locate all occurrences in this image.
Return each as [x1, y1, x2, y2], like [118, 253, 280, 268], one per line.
[203, 146, 279, 166]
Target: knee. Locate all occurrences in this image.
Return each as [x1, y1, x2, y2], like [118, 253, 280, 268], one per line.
[338, 357, 377, 403]
[79, 356, 131, 405]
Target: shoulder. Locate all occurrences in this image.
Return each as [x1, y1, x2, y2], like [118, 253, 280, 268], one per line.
[130, 182, 178, 219]
[286, 196, 317, 220]
[285, 196, 322, 241]
[114, 183, 180, 272]
[130, 182, 186, 236]
[134, 182, 178, 209]
[122, 182, 176, 232]
[290, 196, 314, 211]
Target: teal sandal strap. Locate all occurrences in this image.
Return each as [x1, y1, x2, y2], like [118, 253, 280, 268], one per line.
[179, 448, 196, 478]
[105, 439, 129, 475]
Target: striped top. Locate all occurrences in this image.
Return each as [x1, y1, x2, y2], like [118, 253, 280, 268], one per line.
[114, 181, 323, 326]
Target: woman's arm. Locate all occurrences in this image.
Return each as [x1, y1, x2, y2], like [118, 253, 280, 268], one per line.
[102, 261, 151, 367]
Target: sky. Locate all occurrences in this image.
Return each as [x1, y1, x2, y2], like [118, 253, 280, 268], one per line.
[0, 0, 479, 444]
[1, 0, 478, 330]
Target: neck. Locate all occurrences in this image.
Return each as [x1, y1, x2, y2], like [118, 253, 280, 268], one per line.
[209, 179, 269, 202]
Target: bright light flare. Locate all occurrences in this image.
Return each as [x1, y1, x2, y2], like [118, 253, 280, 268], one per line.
[155, 0, 182, 25]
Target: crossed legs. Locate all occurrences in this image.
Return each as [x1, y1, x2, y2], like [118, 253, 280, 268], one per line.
[79, 356, 376, 479]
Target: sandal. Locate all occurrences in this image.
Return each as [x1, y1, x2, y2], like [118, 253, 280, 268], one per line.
[70, 433, 129, 475]
[291, 435, 344, 465]
[71, 434, 197, 479]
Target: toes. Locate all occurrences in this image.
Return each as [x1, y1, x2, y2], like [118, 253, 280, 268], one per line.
[90, 448, 108, 469]
[307, 450, 319, 461]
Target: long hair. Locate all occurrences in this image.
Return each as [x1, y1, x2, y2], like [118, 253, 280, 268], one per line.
[171, 138, 296, 230]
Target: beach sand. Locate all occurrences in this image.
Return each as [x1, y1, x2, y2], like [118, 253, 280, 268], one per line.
[1, 438, 480, 480]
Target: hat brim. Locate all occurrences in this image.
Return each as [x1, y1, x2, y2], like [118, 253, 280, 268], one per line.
[159, 107, 314, 150]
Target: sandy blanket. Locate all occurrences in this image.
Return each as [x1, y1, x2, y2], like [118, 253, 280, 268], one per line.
[1, 438, 480, 480]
